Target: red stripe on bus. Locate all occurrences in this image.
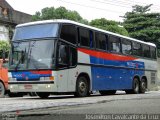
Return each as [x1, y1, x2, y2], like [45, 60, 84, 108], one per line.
[30, 70, 52, 75]
[78, 48, 136, 61]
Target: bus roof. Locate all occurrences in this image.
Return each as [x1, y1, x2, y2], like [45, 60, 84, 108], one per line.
[17, 19, 156, 47]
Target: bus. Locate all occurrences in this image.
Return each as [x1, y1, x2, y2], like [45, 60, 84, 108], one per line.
[8, 19, 157, 98]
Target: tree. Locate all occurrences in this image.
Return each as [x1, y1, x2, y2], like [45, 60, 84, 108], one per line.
[32, 6, 88, 24]
[123, 4, 160, 56]
[90, 18, 129, 36]
[0, 41, 10, 52]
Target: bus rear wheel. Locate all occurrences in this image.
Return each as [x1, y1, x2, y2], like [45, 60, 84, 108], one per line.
[0, 82, 5, 98]
[139, 78, 147, 93]
[126, 78, 140, 94]
[74, 76, 89, 97]
[37, 92, 50, 99]
[99, 90, 116, 95]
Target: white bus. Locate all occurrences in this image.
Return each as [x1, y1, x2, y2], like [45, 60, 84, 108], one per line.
[8, 20, 157, 98]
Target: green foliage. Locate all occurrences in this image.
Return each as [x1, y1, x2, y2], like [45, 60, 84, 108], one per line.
[32, 6, 88, 24]
[123, 4, 160, 56]
[32, 7, 129, 37]
[132, 4, 152, 13]
[0, 41, 10, 52]
[90, 18, 129, 36]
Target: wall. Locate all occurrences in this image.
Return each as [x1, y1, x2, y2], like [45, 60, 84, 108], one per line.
[0, 25, 9, 41]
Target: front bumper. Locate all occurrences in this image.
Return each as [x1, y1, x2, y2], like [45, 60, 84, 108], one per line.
[8, 81, 56, 92]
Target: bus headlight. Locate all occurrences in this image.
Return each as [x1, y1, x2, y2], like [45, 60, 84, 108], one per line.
[40, 76, 54, 81]
[9, 77, 17, 81]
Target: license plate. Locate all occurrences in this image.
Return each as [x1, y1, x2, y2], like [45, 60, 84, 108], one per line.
[24, 84, 32, 89]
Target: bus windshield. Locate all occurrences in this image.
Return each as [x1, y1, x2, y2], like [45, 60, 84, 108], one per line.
[13, 23, 59, 40]
[9, 39, 55, 70]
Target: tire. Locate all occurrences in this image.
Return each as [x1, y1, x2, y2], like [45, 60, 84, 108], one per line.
[0, 82, 5, 98]
[36, 92, 50, 99]
[99, 90, 116, 95]
[74, 76, 89, 97]
[132, 78, 140, 94]
[126, 78, 140, 94]
[139, 78, 147, 93]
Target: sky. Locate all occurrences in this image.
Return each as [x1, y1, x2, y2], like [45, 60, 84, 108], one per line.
[6, 0, 160, 22]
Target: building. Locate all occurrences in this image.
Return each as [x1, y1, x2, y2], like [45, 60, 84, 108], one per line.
[0, 0, 32, 41]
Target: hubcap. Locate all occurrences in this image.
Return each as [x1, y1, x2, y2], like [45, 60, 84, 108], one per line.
[141, 82, 146, 89]
[134, 82, 139, 92]
[79, 82, 86, 93]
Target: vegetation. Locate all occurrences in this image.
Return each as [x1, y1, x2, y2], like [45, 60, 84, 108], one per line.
[32, 7, 129, 36]
[0, 41, 10, 52]
[32, 6, 88, 24]
[90, 18, 129, 36]
[123, 4, 160, 56]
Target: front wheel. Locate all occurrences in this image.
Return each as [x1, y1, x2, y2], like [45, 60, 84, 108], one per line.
[36, 92, 50, 99]
[0, 82, 5, 98]
[74, 76, 89, 97]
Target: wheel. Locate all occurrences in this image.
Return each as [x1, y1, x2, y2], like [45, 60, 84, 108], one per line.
[132, 78, 140, 94]
[99, 90, 116, 95]
[0, 82, 5, 98]
[139, 78, 147, 93]
[74, 76, 89, 97]
[126, 78, 140, 94]
[36, 92, 50, 99]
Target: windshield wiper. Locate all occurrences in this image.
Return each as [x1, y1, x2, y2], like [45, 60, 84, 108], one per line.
[15, 50, 25, 70]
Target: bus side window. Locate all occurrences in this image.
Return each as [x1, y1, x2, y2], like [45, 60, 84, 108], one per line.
[121, 39, 132, 55]
[150, 47, 156, 59]
[69, 47, 77, 67]
[79, 28, 93, 48]
[108, 36, 121, 53]
[143, 45, 150, 58]
[95, 32, 107, 50]
[60, 24, 77, 44]
[58, 43, 69, 67]
[132, 42, 142, 56]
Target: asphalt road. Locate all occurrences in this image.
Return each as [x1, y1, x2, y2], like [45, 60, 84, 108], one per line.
[1, 91, 160, 120]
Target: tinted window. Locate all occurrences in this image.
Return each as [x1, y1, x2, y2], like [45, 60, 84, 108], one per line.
[95, 32, 107, 50]
[109, 36, 120, 53]
[150, 47, 156, 59]
[0, 50, 8, 59]
[60, 25, 76, 44]
[69, 47, 77, 66]
[143, 45, 150, 58]
[79, 28, 93, 47]
[122, 39, 132, 55]
[58, 43, 68, 68]
[132, 42, 142, 56]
